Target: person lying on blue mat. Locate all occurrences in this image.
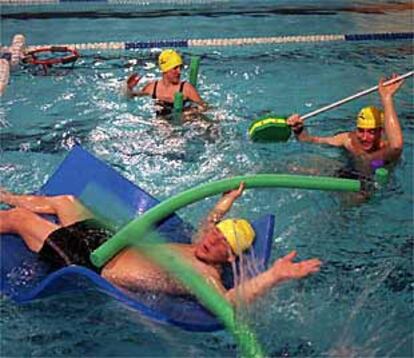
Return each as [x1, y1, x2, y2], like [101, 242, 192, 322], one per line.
[0, 183, 321, 305]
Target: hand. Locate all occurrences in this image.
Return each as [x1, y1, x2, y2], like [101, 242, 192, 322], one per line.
[223, 182, 245, 199]
[379, 73, 404, 101]
[271, 251, 321, 282]
[126, 73, 141, 90]
[286, 114, 304, 135]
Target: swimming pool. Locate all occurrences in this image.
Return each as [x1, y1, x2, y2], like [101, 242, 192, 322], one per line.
[1, 0, 413, 356]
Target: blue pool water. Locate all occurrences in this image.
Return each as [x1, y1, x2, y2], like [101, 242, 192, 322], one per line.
[1, 1, 413, 356]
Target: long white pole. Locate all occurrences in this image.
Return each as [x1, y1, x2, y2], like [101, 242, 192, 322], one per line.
[301, 71, 413, 120]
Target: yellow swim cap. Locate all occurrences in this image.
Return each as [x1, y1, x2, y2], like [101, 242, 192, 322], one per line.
[216, 219, 255, 255]
[158, 49, 183, 73]
[356, 106, 384, 129]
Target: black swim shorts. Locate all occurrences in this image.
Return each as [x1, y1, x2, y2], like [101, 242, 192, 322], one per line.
[334, 166, 372, 193]
[38, 219, 114, 273]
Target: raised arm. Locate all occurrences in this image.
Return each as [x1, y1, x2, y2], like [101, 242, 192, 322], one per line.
[193, 182, 244, 247]
[224, 251, 321, 305]
[379, 74, 404, 160]
[205, 182, 244, 225]
[287, 114, 349, 147]
[123, 73, 152, 98]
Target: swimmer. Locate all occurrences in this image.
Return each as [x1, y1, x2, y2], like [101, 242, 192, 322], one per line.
[124, 49, 208, 120]
[287, 74, 405, 166]
[0, 34, 26, 95]
[0, 183, 321, 306]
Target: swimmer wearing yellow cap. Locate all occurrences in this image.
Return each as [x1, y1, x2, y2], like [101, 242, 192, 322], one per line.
[158, 49, 183, 73]
[2, 182, 321, 306]
[124, 49, 207, 118]
[193, 182, 253, 264]
[287, 74, 405, 165]
[189, 181, 321, 304]
[216, 218, 255, 256]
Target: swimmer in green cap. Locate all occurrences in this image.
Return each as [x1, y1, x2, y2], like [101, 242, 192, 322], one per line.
[124, 49, 208, 119]
[287, 74, 405, 165]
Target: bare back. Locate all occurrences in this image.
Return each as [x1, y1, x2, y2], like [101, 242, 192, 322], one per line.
[101, 243, 224, 295]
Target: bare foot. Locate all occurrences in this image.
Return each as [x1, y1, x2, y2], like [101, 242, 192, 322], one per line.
[0, 188, 15, 205]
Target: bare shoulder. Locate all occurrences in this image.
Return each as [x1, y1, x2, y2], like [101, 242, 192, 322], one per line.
[182, 82, 199, 98]
[183, 81, 197, 93]
[338, 131, 353, 144]
[141, 80, 156, 95]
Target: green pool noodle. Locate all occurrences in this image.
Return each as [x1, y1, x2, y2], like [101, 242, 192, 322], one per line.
[173, 92, 184, 114]
[137, 232, 263, 357]
[189, 56, 200, 87]
[91, 174, 360, 268]
[81, 184, 262, 355]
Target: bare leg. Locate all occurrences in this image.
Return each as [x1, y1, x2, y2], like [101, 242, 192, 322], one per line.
[0, 208, 60, 252]
[1, 188, 56, 213]
[0, 190, 93, 226]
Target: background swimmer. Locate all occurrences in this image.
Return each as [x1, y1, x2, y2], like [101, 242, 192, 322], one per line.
[124, 49, 208, 120]
[287, 73, 405, 166]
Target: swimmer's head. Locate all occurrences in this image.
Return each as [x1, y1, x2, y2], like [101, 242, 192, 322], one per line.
[356, 106, 384, 129]
[194, 219, 255, 264]
[12, 34, 26, 43]
[158, 49, 183, 73]
[356, 106, 384, 152]
[216, 219, 255, 255]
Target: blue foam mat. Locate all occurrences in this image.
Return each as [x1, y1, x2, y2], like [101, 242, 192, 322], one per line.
[0, 146, 275, 331]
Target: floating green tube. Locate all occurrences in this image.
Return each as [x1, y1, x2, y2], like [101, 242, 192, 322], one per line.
[189, 56, 200, 87]
[137, 232, 263, 357]
[173, 92, 184, 116]
[90, 174, 359, 357]
[91, 174, 360, 268]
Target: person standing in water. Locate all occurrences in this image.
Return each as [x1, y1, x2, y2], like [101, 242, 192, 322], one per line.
[287, 74, 405, 166]
[124, 49, 208, 119]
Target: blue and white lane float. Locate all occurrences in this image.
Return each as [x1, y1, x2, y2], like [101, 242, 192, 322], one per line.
[26, 31, 414, 52]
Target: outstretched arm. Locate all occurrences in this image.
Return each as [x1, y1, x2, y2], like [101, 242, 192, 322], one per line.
[287, 114, 349, 147]
[379, 74, 404, 161]
[225, 251, 322, 305]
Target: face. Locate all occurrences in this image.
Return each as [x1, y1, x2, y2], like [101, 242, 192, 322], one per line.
[194, 227, 234, 264]
[356, 127, 382, 152]
[164, 65, 182, 85]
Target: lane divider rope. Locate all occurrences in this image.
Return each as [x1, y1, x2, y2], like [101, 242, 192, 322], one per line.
[25, 32, 413, 52]
[1, 0, 225, 5]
